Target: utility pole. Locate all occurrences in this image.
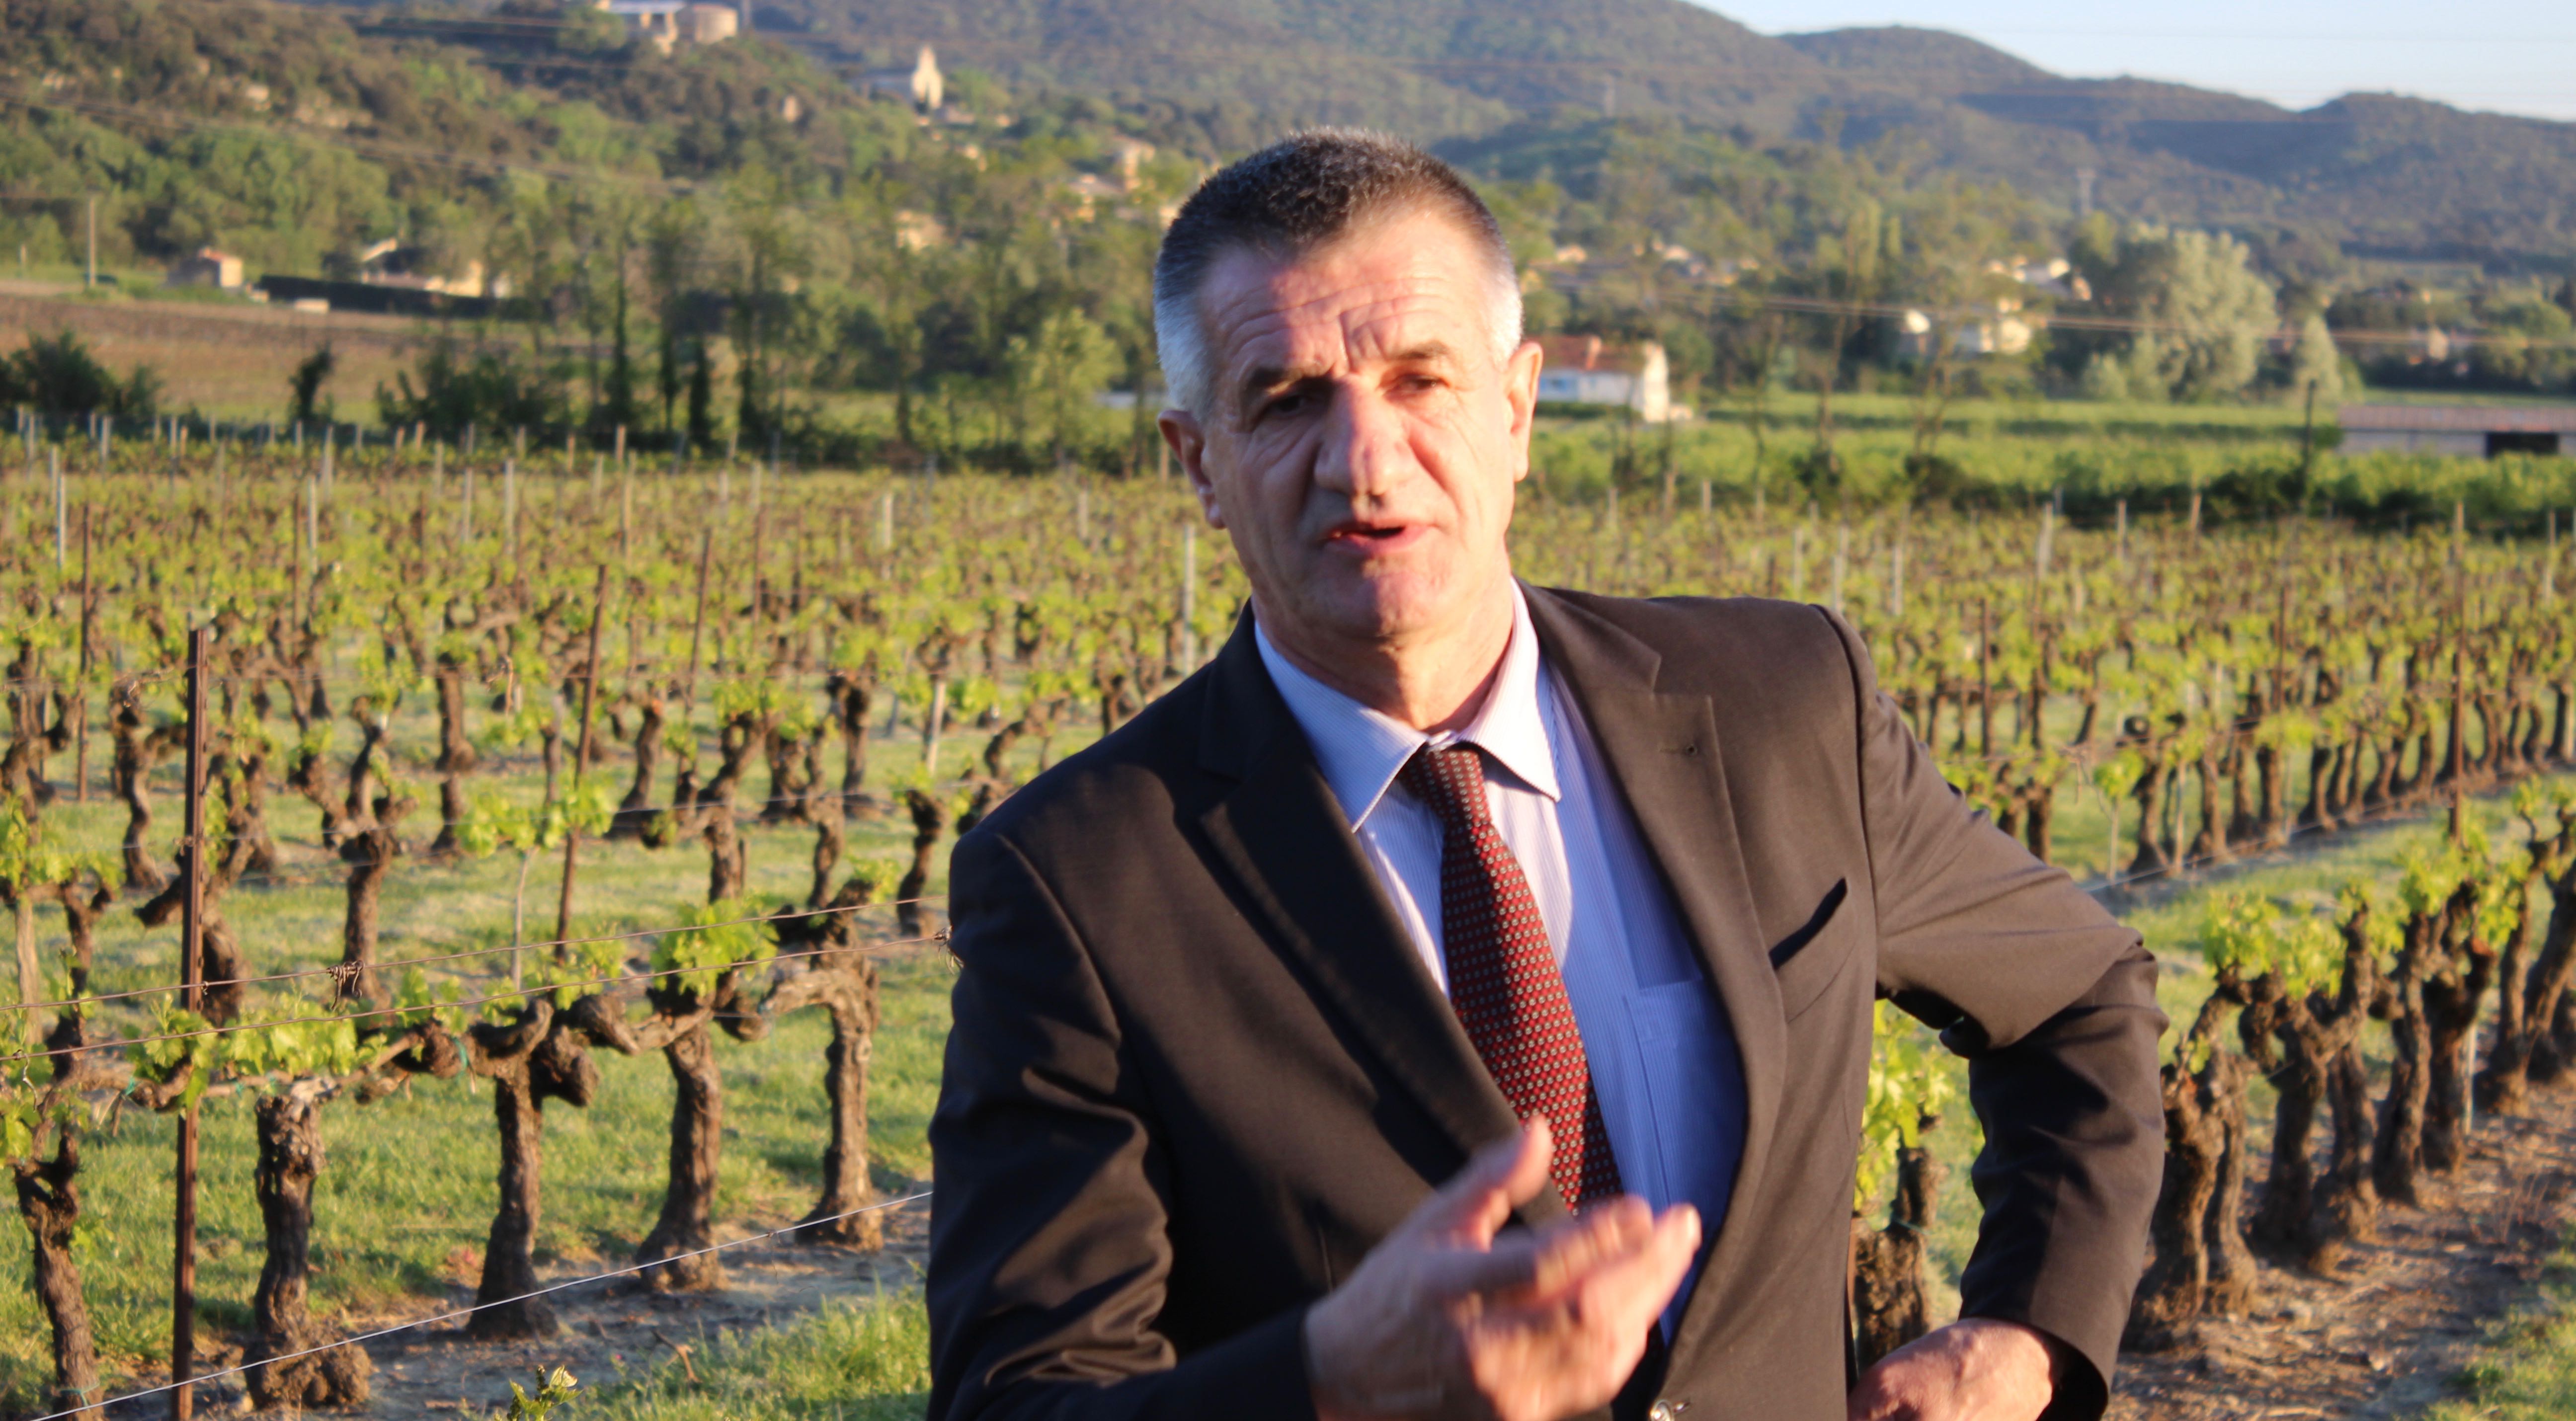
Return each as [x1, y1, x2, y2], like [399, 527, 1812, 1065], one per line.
[84, 195, 96, 289]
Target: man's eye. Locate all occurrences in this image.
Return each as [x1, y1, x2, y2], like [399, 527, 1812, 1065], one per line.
[1264, 392, 1308, 418]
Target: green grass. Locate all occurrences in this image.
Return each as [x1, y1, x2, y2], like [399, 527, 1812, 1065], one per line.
[2422, 1229, 2576, 1420]
[580, 1291, 932, 1421]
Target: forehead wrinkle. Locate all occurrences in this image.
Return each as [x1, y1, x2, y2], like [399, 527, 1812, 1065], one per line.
[1210, 269, 1488, 396]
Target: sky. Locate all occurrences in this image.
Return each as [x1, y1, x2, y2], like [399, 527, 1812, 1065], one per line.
[1712, 0, 2576, 122]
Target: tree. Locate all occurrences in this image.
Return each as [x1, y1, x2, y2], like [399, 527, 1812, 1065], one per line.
[377, 336, 567, 439]
[2287, 314, 2344, 404]
[2070, 223, 2277, 402]
[0, 330, 157, 419]
[2470, 299, 2576, 392]
[288, 343, 336, 428]
[1006, 308, 1116, 469]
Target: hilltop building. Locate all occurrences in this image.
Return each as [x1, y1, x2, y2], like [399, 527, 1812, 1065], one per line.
[593, 0, 742, 55]
[1534, 335, 1672, 422]
[864, 46, 944, 114]
[2339, 403, 2576, 458]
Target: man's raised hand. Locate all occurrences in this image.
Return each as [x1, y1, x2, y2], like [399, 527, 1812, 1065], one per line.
[1305, 1118, 1701, 1421]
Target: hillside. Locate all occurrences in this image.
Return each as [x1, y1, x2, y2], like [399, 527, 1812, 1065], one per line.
[0, 0, 871, 278]
[747, 0, 2576, 263]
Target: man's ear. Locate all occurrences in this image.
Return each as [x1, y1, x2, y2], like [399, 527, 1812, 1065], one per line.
[1161, 409, 1225, 529]
[1503, 339, 1543, 482]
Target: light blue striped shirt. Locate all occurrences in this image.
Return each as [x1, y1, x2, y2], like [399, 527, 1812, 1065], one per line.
[1255, 586, 1743, 1328]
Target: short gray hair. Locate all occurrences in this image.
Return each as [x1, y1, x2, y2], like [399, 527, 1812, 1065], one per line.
[1152, 130, 1523, 418]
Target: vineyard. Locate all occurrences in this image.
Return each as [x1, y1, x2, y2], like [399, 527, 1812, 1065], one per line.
[2, 422, 2576, 1419]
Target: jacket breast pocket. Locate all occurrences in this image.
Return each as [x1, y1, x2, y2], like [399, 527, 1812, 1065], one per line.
[1769, 878, 1856, 1023]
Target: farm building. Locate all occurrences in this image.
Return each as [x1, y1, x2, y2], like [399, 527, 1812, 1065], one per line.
[1535, 334, 1672, 422]
[2338, 404, 2576, 458]
[164, 247, 243, 289]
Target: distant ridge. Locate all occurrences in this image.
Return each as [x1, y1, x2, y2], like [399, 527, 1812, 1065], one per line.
[744, 0, 2576, 263]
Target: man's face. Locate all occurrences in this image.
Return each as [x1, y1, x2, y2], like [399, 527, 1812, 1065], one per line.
[1162, 208, 1541, 660]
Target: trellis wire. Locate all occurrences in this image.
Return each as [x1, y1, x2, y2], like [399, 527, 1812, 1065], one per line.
[4, 894, 954, 1018]
[0, 928, 950, 1070]
[22, 1187, 936, 1421]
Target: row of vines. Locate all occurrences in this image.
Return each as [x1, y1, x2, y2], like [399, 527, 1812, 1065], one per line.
[0, 425, 2569, 1415]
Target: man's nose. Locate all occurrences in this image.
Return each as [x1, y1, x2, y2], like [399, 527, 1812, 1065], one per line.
[1311, 382, 1414, 500]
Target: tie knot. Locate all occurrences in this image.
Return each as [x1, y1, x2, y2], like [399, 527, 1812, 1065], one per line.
[1398, 743, 1490, 828]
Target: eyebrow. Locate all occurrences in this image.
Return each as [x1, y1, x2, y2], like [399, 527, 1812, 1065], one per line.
[1234, 341, 1464, 410]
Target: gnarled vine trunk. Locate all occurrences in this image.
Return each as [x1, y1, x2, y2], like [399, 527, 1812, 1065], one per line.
[1851, 1119, 1940, 1368]
[467, 1000, 608, 1339]
[2128, 996, 2230, 1349]
[768, 910, 884, 1249]
[11, 1132, 102, 1420]
[245, 1089, 373, 1408]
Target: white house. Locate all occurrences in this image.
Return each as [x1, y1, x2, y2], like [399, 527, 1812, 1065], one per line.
[1535, 335, 1672, 422]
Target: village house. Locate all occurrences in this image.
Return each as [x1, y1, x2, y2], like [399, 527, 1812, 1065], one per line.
[164, 246, 243, 290]
[593, 0, 742, 55]
[1534, 334, 1673, 422]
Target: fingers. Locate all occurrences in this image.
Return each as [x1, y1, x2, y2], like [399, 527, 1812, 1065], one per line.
[1399, 1117, 1553, 1247]
[1426, 1195, 1698, 1315]
[1567, 1203, 1698, 1325]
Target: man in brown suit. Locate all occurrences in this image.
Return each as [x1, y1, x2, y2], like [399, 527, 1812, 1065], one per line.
[928, 132, 2163, 1421]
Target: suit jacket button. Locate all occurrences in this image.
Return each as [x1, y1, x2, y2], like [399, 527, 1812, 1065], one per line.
[1649, 1402, 1681, 1421]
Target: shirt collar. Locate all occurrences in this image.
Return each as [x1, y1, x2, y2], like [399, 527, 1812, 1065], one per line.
[1255, 583, 1561, 828]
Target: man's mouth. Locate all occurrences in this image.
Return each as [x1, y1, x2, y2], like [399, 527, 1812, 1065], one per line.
[1324, 519, 1422, 550]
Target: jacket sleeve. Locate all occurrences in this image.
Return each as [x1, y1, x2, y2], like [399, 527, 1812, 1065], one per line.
[927, 827, 1317, 1421]
[1827, 609, 2166, 1421]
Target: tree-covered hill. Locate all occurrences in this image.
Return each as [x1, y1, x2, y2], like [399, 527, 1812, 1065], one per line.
[0, 0, 874, 277]
[741, 0, 2576, 264]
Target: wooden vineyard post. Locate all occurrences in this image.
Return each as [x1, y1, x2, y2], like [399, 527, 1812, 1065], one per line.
[684, 530, 713, 711]
[171, 626, 211, 1421]
[75, 506, 92, 803]
[1977, 599, 1994, 758]
[554, 566, 609, 956]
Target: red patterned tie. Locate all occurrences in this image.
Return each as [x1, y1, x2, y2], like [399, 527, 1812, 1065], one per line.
[1399, 743, 1622, 1211]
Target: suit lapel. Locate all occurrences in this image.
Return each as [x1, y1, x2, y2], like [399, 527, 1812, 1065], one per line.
[1522, 587, 1787, 1365]
[1193, 618, 1541, 1219]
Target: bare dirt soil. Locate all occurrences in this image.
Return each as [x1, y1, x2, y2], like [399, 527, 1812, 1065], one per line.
[2111, 1087, 2576, 1420]
[132, 1190, 932, 1419]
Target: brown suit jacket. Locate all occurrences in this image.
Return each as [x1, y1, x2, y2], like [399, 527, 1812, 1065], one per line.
[928, 587, 2164, 1421]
